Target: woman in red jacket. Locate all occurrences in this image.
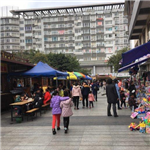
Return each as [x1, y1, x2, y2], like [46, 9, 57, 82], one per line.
[43, 89, 51, 105]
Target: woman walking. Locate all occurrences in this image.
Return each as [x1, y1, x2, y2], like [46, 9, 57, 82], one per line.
[60, 90, 73, 133]
[72, 82, 82, 109]
[106, 78, 118, 117]
[50, 90, 69, 135]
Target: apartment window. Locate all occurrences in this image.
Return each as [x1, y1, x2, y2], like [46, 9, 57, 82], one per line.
[76, 22, 81, 26]
[83, 29, 90, 33]
[114, 13, 119, 17]
[38, 32, 41, 35]
[68, 16, 72, 20]
[5, 19, 9, 23]
[105, 14, 112, 18]
[69, 37, 73, 40]
[58, 24, 64, 28]
[83, 16, 90, 20]
[91, 30, 96, 34]
[124, 39, 128, 43]
[6, 33, 10, 36]
[76, 36, 81, 40]
[83, 23, 90, 27]
[44, 37, 48, 41]
[115, 26, 118, 31]
[105, 34, 112, 38]
[68, 24, 72, 27]
[106, 28, 112, 31]
[52, 37, 58, 41]
[60, 37, 64, 41]
[20, 21, 24, 24]
[25, 26, 32, 31]
[76, 42, 81, 46]
[20, 34, 24, 36]
[51, 24, 56, 28]
[75, 29, 81, 33]
[69, 30, 72, 34]
[105, 21, 112, 24]
[59, 43, 65, 47]
[83, 36, 90, 40]
[20, 27, 24, 30]
[106, 41, 113, 44]
[26, 39, 32, 43]
[97, 35, 103, 39]
[51, 31, 57, 35]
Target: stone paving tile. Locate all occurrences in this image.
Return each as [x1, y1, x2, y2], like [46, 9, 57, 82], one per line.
[45, 146, 80, 150]
[113, 146, 150, 150]
[1, 146, 16, 150]
[12, 145, 47, 150]
[79, 146, 113, 150]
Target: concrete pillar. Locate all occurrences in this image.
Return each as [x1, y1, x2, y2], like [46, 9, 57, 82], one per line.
[93, 66, 95, 75]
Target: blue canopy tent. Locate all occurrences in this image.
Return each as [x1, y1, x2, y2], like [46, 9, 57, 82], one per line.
[22, 61, 68, 77]
[118, 57, 149, 72]
[122, 41, 150, 66]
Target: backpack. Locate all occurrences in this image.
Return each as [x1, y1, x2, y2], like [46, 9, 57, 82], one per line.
[94, 85, 99, 91]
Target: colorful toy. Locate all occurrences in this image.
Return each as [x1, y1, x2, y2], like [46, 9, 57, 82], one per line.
[139, 122, 146, 133]
[128, 123, 140, 131]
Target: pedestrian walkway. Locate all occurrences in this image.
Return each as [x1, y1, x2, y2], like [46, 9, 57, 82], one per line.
[1, 94, 150, 150]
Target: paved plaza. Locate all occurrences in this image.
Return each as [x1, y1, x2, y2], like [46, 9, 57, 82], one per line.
[1, 92, 150, 150]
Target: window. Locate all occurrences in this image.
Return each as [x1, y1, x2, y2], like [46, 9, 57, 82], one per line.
[20, 34, 24, 36]
[60, 37, 64, 41]
[75, 29, 81, 33]
[58, 24, 64, 28]
[25, 26, 32, 31]
[106, 28, 112, 31]
[83, 29, 90, 33]
[83, 16, 90, 20]
[25, 39, 32, 43]
[59, 43, 65, 47]
[105, 14, 112, 18]
[20, 27, 24, 30]
[52, 37, 58, 41]
[20, 21, 24, 24]
[105, 34, 112, 38]
[58, 17, 64, 21]
[51, 31, 57, 35]
[69, 37, 73, 40]
[83, 36, 90, 40]
[105, 21, 112, 24]
[83, 23, 90, 27]
[44, 37, 48, 41]
[97, 35, 103, 39]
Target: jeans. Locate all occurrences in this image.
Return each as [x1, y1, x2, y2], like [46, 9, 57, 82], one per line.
[117, 99, 121, 109]
[52, 114, 61, 129]
[73, 96, 79, 108]
[63, 117, 70, 129]
[107, 103, 117, 116]
[83, 95, 88, 107]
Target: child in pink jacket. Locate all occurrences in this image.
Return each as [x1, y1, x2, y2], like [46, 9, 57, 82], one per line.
[88, 91, 95, 108]
[60, 90, 73, 134]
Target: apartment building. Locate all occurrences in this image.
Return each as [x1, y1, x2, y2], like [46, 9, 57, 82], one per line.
[1, 3, 129, 74]
[0, 6, 20, 52]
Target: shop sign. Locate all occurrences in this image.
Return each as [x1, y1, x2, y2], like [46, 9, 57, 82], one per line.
[1, 63, 8, 73]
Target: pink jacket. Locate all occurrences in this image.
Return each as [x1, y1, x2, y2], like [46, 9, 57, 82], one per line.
[60, 98, 73, 117]
[72, 85, 82, 97]
[88, 93, 95, 101]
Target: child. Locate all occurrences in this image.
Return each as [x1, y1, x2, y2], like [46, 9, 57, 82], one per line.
[128, 94, 138, 111]
[50, 90, 69, 135]
[120, 90, 126, 108]
[60, 90, 73, 134]
[88, 91, 95, 108]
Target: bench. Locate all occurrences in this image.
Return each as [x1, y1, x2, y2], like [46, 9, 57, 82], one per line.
[41, 103, 50, 113]
[26, 108, 39, 121]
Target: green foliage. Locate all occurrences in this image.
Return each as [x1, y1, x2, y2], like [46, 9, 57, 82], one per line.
[13, 50, 90, 74]
[108, 47, 129, 72]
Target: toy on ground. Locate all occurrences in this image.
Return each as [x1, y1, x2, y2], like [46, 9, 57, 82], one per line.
[128, 123, 140, 131]
[138, 122, 146, 133]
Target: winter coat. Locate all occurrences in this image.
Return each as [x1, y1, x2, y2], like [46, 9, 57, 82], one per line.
[120, 93, 126, 102]
[128, 84, 136, 97]
[60, 98, 73, 117]
[43, 91, 51, 105]
[82, 85, 90, 96]
[106, 84, 118, 104]
[72, 85, 82, 97]
[88, 93, 95, 101]
[92, 83, 99, 95]
[50, 96, 69, 115]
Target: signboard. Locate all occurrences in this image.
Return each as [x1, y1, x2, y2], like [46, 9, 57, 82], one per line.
[1, 63, 8, 73]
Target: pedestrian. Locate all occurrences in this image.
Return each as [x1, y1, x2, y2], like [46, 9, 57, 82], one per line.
[114, 79, 122, 110]
[128, 94, 138, 110]
[106, 78, 119, 117]
[88, 91, 95, 108]
[60, 90, 73, 133]
[43, 88, 51, 105]
[81, 82, 90, 108]
[128, 81, 136, 98]
[72, 82, 82, 110]
[92, 80, 99, 101]
[120, 90, 126, 108]
[50, 90, 69, 135]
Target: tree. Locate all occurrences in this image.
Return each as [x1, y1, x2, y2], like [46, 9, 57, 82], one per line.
[13, 51, 90, 75]
[108, 47, 129, 72]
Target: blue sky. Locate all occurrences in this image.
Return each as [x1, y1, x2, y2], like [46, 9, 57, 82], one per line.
[0, 0, 124, 9]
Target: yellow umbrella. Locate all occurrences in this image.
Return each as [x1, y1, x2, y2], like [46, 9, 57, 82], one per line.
[67, 72, 77, 80]
[53, 72, 77, 80]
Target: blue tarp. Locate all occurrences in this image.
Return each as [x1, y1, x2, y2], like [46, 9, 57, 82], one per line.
[22, 61, 68, 77]
[122, 41, 150, 66]
[118, 57, 148, 72]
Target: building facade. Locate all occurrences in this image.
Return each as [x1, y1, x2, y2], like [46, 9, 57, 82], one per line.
[1, 3, 129, 75]
[0, 6, 20, 52]
[124, 0, 150, 72]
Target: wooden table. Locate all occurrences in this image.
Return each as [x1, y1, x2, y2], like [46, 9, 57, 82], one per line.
[10, 99, 34, 122]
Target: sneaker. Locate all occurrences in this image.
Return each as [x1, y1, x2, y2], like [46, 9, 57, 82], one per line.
[64, 128, 67, 134]
[118, 108, 122, 110]
[77, 108, 79, 110]
[57, 127, 60, 130]
[82, 106, 85, 109]
[108, 114, 112, 116]
[114, 115, 119, 117]
[52, 129, 56, 135]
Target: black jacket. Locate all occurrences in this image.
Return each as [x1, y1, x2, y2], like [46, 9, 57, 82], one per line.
[128, 84, 136, 96]
[106, 84, 118, 104]
[82, 85, 90, 96]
